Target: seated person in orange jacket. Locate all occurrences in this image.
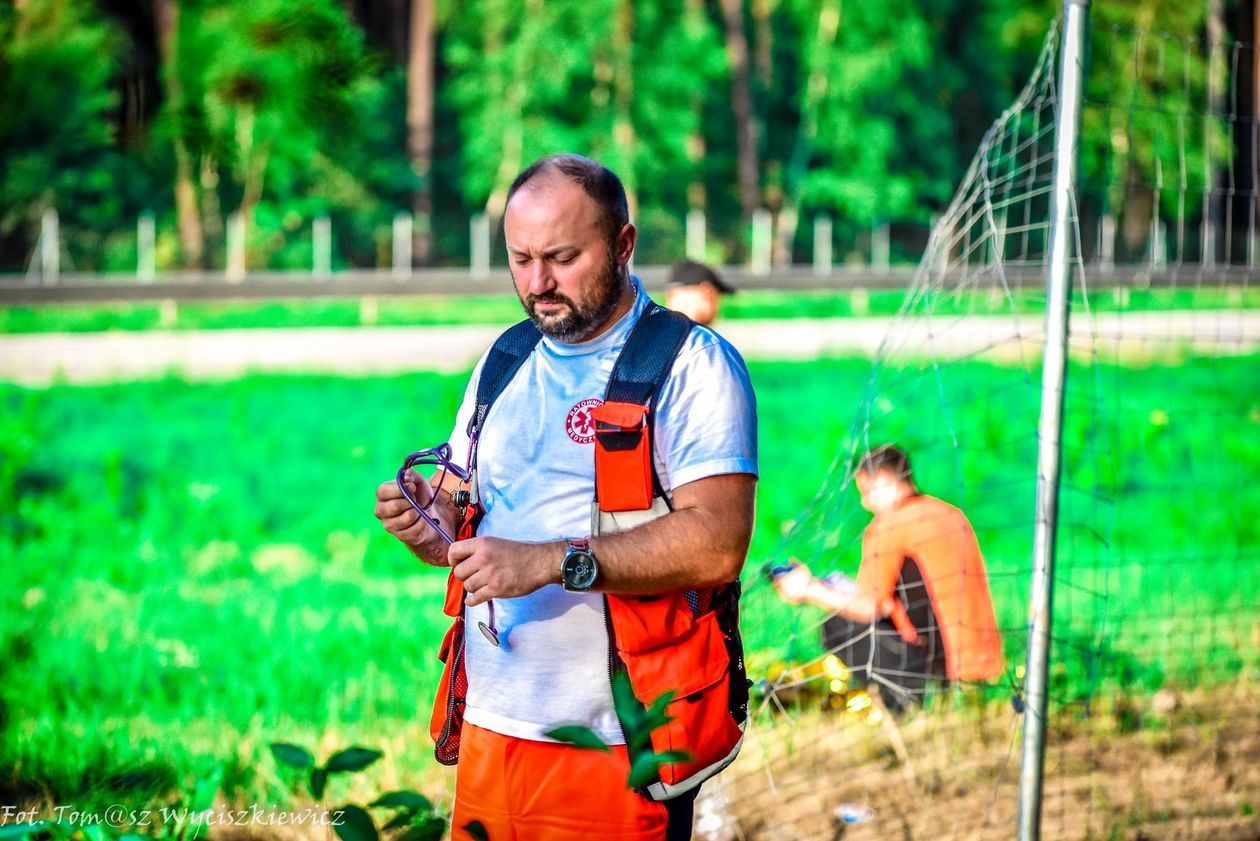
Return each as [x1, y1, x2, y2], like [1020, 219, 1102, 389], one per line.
[774, 445, 1004, 712]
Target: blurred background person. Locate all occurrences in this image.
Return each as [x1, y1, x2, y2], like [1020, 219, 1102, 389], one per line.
[664, 260, 736, 326]
[772, 444, 1004, 712]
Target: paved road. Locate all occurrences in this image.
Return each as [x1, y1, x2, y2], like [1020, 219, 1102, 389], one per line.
[1, 310, 1257, 385]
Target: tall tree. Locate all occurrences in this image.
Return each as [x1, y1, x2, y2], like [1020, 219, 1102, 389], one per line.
[0, 0, 128, 271]
[154, 0, 204, 268]
[407, 0, 436, 265]
[721, 0, 761, 221]
[612, 0, 637, 216]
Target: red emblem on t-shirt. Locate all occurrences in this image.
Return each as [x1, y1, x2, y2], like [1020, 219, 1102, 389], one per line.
[566, 398, 602, 444]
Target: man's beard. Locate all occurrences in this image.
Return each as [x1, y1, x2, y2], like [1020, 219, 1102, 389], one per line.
[519, 253, 627, 342]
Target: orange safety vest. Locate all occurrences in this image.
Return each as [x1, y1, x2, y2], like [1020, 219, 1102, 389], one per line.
[428, 307, 749, 801]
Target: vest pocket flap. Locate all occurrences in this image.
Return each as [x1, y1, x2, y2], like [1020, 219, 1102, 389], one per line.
[619, 611, 730, 702]
[591, 401, 649, 429]
[606, 592, 696, 654]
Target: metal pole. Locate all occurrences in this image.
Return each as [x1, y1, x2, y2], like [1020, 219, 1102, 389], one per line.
[1018, 3, 1089, 839]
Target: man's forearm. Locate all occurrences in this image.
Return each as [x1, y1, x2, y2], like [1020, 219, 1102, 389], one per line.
[587, 474, 756, 594]
[448, 474, 757, 606]
[804, 579, 881, 623]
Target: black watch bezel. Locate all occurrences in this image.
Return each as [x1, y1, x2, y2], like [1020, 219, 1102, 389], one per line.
[561, 541, 599, 591]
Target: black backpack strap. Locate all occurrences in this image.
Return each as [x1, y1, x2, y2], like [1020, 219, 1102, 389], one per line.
[603, 303, 694, 503]
[466, 318, 543, 439]
[604, 303, 694, 407]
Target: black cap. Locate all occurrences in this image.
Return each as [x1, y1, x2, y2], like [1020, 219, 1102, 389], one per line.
[666, 260, 736, 294]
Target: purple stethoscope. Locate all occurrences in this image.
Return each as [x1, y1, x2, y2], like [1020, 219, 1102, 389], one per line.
[396, 442, 502, 647]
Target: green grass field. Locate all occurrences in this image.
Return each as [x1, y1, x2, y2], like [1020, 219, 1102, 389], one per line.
[1, 285, 1256, 334]
[2, 353, 1258, 818]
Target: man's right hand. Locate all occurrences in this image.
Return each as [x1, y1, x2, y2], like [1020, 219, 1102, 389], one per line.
[374, 473, 457, 566]
[773, 563, 815, 604]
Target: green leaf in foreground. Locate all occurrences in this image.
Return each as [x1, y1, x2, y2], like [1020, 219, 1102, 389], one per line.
[627, 750, 692, 788]
[333, 805, 379, 841]
[370, 790, 433, 812]
[0, 824, 46, 840]
[544, 725, 612, 753]
[325, 746, 383, 773]
[399, 818, 447, 841]
[269, 742, 314, 769]
[463, 820, 490, 841]
[310, 767, 329, 800]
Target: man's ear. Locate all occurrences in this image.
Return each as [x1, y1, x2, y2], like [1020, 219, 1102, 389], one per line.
[614, 223, 637, 268]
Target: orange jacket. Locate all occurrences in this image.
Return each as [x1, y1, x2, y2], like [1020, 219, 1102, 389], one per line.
[857, 494, 1005, 681]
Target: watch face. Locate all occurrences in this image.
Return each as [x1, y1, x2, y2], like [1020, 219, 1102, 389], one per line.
[563, 551, 598, 590]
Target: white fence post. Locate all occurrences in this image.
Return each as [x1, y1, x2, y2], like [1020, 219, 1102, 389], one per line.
[872, 221, 891, 273]
[313, 215, 332, 277]
[686, 208, 706, 261]
[812, 214, 832, 276]
[226, 213, 246, 282]
[470, 213, 490, 279]
[1099, 214, 1115, 271]
[138, 212, 156, 281]
[750, 208, 772, 275]
[41, 208, 59, 285]
[392, 212, 413, 280]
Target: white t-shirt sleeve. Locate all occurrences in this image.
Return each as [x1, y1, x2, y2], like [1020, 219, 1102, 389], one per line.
[652, 329, 758, 492]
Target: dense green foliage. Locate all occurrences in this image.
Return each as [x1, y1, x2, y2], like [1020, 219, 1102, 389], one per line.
[0, 0, 1245, 272]
[1, 354, 1257, 810]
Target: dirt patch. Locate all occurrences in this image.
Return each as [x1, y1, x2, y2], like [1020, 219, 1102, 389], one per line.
[717, 683, 1260, 840]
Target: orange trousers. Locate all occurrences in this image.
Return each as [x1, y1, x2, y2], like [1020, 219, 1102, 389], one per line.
[450, 723, 693, 841]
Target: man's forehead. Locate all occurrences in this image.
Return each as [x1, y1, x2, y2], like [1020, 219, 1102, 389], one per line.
[506, 176, 600, 232]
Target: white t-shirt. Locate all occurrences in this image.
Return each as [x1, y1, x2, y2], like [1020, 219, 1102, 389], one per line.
[445, 278, 758, 744]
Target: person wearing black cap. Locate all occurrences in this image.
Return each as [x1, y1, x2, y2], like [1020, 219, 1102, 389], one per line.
[665, 260, 736, 326]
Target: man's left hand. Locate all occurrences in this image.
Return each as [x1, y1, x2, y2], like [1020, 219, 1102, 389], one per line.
[449, 537, 561, 606]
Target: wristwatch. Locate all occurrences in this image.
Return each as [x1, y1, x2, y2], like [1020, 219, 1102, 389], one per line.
[561, 538, 599, 591]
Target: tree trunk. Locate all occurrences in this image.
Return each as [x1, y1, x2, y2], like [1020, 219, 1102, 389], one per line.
[752, 0, 772, 90]
[484, 1, 539, 229]
[1254, 0, 1259, 244]
[1205, 0, 1225, 258]
[721, 0, 760, 221]
[407, 0, 436, 266]
[234, 107, 270, 270]
[684, 0, 707, 211]
[154, 0, 205, 269]
[613, 0, 637, 218]
[775, 0, 840, 266]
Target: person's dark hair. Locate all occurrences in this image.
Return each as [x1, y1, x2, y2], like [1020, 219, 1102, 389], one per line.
[505, 154, 630, 243]
[855, 444, 913, 482]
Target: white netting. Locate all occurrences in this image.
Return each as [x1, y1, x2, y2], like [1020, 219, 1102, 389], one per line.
[713, 15, 1260, 840]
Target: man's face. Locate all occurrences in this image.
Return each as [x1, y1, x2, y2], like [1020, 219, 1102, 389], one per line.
[664, 282, 720, 326]
[504, 176, 633, 343]
[855, 470, 901, 514]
